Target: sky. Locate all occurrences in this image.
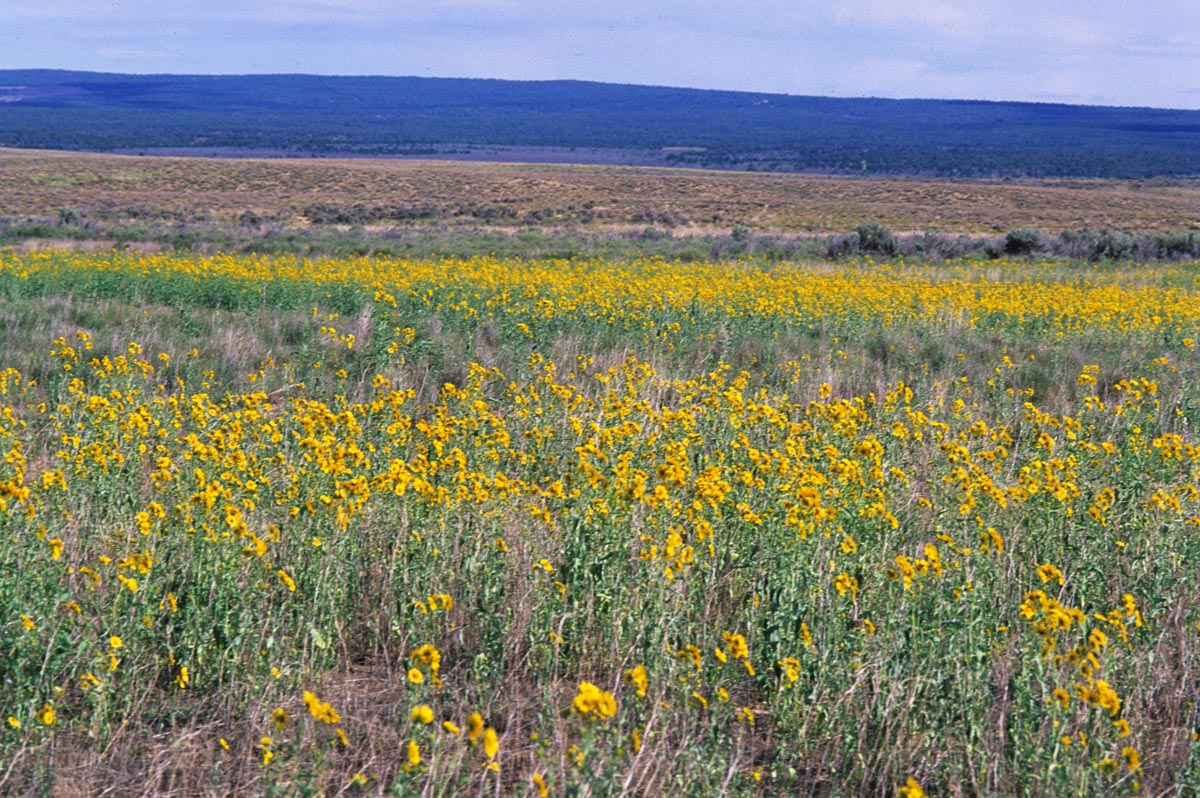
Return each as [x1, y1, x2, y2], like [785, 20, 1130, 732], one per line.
[2, 0, 1198, 109]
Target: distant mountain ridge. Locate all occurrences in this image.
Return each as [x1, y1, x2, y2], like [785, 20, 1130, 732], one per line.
[1, 69, 1198, 178]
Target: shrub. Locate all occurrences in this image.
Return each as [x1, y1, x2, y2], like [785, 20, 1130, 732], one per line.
[1004, 227, 1044, 256]
[824, 233, 860, 259]
[855, 222, 898, 256]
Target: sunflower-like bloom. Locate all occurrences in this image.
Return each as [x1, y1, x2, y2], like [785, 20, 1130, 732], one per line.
[572, 681, 617, 720]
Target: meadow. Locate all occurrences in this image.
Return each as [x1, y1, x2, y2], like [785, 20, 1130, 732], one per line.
[1, 247, 1199, 797]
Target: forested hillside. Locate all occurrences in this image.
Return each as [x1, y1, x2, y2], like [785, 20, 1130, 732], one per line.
[1, 70, 1198, 177]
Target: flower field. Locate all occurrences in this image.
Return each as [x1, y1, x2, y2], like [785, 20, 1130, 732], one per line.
[2, 250, 1200, 796]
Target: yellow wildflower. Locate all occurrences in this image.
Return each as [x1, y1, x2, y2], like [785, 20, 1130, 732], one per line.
[1037, 563, 1065, 586]
[572, 681, 617, 720]
[483, 726, 499, 759]
[404, 739, 421, 771]
[624, 664, 648, 698]
[466, 711, 485, 744]
[722, 631, 749, 660]
[302, 690, 340, 724]
[1122, 746, 1141, 772]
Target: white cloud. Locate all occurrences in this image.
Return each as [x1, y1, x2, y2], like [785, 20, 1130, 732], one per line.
[97, 47, 169, 60]
[831, 0, 994, 37]
[1048, 18, 1112, 48]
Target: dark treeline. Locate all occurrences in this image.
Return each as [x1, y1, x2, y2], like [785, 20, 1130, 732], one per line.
[1, 70, 1199, 178]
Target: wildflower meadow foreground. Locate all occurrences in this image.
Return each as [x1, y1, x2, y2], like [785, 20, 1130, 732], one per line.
[2, 250, 1199, 796]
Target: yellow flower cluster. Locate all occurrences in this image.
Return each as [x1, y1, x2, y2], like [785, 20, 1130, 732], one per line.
[2, 251, 1197, 794]
[572, 682, 617, 720]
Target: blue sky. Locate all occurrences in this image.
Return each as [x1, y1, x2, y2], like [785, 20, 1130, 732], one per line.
[2, 1, 1197, 109]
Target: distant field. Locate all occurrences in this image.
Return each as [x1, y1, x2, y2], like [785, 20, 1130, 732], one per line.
[2, 148, 1199, 237]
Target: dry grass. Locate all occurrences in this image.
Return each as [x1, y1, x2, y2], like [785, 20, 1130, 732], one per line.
[1, 148, 1198, 235]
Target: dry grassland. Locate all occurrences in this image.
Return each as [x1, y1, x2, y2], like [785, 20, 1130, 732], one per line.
[2, 147, 1198, 234]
